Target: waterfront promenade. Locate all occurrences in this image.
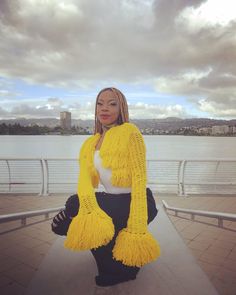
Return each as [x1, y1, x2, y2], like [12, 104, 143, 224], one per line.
[0, 193, 235, 295]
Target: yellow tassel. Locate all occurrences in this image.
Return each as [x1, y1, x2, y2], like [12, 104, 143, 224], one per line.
[64, 209, 114, 251]
[112, 229, 161, 267]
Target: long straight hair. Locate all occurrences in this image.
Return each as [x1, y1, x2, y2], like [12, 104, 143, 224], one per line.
[94, 87, 129, 134]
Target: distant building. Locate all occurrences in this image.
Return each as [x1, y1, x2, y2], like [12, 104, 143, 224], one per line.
[198, 127, 212, 135]
[229, 126, 236, 134]
[212, 125, 230, 135]
[60, 111, 71, 130]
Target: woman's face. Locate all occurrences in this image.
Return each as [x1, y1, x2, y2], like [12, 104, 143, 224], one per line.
[96, 90, 120, 126]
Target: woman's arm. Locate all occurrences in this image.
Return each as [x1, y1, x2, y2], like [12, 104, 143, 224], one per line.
[112, 128, 161, 267]
[127, 130, 148, 233]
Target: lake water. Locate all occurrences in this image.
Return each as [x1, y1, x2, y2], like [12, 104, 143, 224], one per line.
[0, 135, 236, 159]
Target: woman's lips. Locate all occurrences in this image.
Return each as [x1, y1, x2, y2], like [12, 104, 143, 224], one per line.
[100, 115, 110, 119]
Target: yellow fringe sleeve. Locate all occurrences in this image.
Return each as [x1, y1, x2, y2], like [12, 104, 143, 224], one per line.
[64, 136, 115, 251]
[112, 130, 161, 267]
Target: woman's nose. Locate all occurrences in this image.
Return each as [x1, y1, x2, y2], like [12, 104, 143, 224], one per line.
[101, 105, 109, 111]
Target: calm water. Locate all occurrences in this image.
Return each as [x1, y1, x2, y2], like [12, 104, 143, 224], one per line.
[0, 135, 236, 159]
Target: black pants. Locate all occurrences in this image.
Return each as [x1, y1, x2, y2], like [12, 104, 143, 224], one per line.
[56, 187, 158, 280]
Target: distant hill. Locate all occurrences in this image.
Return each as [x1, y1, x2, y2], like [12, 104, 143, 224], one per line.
[0, 118, 94, 128]
[130, 118, 236, 131]
[0, 117, 236, 131]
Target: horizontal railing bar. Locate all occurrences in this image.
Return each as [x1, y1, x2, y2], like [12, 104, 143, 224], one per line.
[0, 182, 41, 185]
[0, 158, 77, 161]
[148, 181, 178, 184]
[162, 200, 236, 221]
[2, 199, 236, 226]
[180, 180, 236, 184]
[147, 159, 236, 162]
[0, 207, 65, 224]
[182, 182, 236, 185]
[0, 158, 236, 161]
[1, 158, 235, 196]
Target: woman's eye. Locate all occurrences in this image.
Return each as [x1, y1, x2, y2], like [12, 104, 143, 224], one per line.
[97, 102, 117, 106]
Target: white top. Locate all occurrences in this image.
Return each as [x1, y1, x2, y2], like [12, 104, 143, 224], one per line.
[94, 150, 131, 194]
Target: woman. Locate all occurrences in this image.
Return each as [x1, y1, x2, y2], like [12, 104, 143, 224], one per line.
[51, 87, 161, 287]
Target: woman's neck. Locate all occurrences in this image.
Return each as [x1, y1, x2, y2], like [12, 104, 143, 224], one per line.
[101, 122, 118, 133]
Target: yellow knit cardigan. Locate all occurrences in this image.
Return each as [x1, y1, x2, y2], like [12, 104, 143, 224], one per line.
[64, 122, 161, 267]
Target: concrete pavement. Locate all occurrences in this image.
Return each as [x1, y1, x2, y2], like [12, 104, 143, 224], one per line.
[0, 193, 235, 295]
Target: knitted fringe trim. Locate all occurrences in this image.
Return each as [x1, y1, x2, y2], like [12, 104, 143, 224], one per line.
[112, 229, 161, 267]
[64, 210, 114, 251]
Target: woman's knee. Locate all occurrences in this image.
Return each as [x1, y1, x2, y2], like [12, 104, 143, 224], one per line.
[147, 188, 158, 223]
[65, 194, 80, 217]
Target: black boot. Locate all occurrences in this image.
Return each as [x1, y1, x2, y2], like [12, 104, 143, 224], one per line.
[51, 209, 72, 236]
[95, 272, 137, 287]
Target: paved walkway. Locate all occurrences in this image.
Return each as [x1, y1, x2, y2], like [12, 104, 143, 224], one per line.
[0, 193, 235, 295]
[25, 205, 218, 295]
[161, 194, 236, 295]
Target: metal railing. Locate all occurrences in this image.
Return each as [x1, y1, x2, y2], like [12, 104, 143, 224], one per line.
[0, 206, 64, 226]
[162, 200, 236, 227]
[1, 199, 236, 229]
[1, 157, 236, 196]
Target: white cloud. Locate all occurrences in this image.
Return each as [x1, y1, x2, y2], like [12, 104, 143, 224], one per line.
[0, 78, 21, 99]
[0, 0, 236, 119]
[47, 98, 64, 107]
[0, 89, 19, 97]
[153, 70, 210, 96]
[177, 0, 236, 33]
[128, 102, 188, 119]
[0, 95, 190, 119]
[198, 98, 236, 117]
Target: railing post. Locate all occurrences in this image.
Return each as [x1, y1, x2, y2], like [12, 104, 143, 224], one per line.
[45, 159, 49, 196]
[218, 218, 223, 228]
[177, 160, 181, 195]
[39, 159, 49, 196]
[21, 218, 26, 226]
[43, 159, 48, 196]
[214, 161, 220, 193]
[39, 159, 44, 196]
[178, 160, 188, 196]
[6, 160, 11, 193]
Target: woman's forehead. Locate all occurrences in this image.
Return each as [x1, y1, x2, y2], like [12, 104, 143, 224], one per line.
[98, 90, 118, 101]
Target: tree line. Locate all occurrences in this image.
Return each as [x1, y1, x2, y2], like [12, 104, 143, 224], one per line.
[0, 123, 90, 135]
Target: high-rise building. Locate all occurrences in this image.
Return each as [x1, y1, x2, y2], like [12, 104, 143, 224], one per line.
[212, 125, 230, 135]
[60, 111, 71, 130]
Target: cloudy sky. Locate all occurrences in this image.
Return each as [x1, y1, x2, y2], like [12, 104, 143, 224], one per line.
[0, 0, 236, 120]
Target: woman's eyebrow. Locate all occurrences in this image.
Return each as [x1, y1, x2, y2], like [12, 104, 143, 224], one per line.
[98, 98, 117, 102]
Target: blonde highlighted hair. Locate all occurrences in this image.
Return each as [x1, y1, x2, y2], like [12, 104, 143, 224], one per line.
[94, 87, 129, 134]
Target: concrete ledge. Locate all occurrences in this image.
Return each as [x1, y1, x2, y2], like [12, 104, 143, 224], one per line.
[25, 205, 219, 295]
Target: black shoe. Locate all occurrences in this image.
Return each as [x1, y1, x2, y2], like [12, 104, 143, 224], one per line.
[51, 210, 72, 236]
[95, 273, 136, 287]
